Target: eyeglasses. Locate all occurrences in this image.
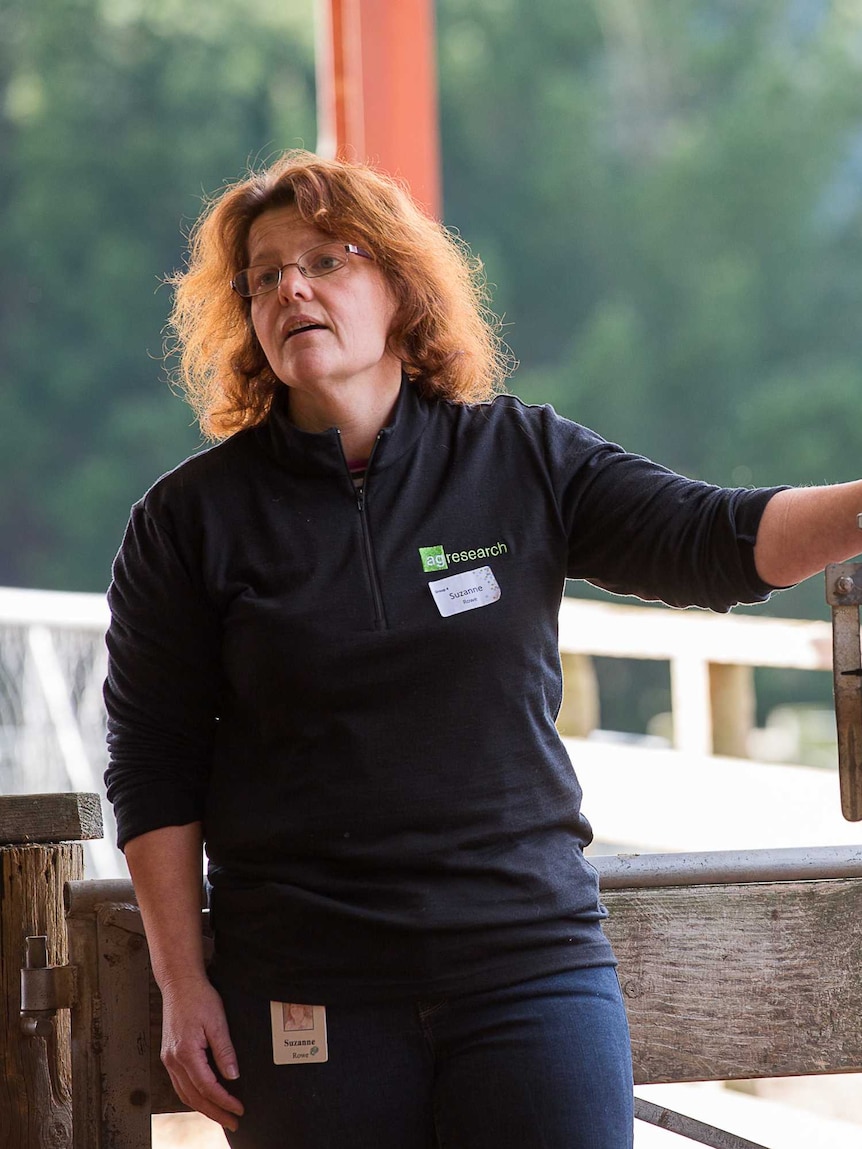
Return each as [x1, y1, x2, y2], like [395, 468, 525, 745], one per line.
[231, 242, 372, 298]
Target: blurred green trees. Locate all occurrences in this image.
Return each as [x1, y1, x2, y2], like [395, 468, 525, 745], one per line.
[1, 0, 316, 588]
[439, 0, 862, 622]
[3, 0, 862, 627]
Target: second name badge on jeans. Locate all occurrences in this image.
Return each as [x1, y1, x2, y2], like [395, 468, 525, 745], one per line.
[270, 1002, 328, 1065]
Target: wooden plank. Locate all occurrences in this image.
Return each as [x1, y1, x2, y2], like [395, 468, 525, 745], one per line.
[65, 864, 862, 1119]
[670, 652, 713, 755]
[557, 652, 600, 737]
[710, 664, 755, 759]
[97, 906, 153, 1148]
[828, 597, 862, 821]
[604, 878, 862, 1084]
[0, 793, 103, 845]
[68, 895, 103, 1149]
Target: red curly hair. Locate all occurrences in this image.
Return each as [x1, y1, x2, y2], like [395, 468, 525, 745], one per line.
[166, 150, 512, 439]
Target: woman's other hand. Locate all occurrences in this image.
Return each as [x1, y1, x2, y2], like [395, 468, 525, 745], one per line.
[123, 825, 243, 1130]
[160, 974, 244, 1131]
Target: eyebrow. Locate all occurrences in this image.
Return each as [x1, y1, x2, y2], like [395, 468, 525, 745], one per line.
[245, 249, 283, 266]
[246, 237, 329, 265]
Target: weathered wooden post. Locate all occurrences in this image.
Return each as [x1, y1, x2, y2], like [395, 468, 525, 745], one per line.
[557, 651, 600, 737]
[65, 880, 157, 1149]
[709, 662, 755, 758]
[0, 793, 103, 1149]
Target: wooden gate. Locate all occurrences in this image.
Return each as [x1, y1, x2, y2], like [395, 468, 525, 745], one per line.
[3, 791, 862, 1147]
[52, 843, 862, 1148]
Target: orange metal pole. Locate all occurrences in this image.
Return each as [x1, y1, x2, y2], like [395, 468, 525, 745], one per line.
[316, 0, 441, 218]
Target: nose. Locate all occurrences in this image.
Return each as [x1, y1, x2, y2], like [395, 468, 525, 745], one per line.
[277, 262, 312, 301]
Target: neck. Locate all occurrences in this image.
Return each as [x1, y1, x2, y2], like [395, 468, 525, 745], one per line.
[284, 365, 402, 461]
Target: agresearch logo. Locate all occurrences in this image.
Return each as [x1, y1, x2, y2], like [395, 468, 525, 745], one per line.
[419, 541, 509, 573]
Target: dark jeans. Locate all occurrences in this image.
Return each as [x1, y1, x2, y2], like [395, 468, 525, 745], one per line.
[215, 965, 634, 1149]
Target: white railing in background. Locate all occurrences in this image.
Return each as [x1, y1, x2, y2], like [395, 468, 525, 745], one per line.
[556, 596, 833, 756]
[0, 586, 115, 876]
[0, 585, 840, 874]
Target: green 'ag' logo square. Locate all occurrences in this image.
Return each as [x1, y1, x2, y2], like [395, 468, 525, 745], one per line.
[419, 545, 447, 573]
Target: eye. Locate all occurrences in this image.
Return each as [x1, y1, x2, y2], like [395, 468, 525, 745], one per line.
[304, 248, 345, 276]
[254, 267, 281, 291]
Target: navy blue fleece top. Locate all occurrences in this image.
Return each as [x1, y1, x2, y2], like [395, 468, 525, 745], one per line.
[104, 382, 780, 1003]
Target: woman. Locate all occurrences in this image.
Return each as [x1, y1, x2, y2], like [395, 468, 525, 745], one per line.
[105, 150, 862, 1148]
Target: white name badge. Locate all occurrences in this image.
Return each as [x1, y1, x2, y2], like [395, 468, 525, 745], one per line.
[270, 1002, 328, 1064]
[428, 565, 501, 618]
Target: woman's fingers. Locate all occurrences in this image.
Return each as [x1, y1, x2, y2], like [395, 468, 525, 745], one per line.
[168, 1058, 243, 1131]
[160, 980, 245, 1130]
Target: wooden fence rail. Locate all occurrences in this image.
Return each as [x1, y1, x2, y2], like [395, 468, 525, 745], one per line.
[4, 795, 862, 1147]
[55, 845, 862, 1149]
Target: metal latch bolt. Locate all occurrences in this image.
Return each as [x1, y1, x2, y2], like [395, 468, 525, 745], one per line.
[20, 935, 76, 1037]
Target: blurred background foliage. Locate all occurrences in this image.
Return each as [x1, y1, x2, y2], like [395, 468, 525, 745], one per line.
[3, 0, 862, 726]
[1, 0, 316, 589]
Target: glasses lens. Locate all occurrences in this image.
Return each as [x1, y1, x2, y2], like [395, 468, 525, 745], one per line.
[300, 244, 347, 278]
[233, 267, 282, 296]
[232, 270, 252, 297]
[251, 267, 282, 295]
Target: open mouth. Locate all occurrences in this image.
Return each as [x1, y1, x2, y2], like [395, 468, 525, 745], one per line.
[285, 323, 327, 340]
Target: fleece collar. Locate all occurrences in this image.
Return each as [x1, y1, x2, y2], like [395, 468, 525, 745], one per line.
[260, 373, 431, 478]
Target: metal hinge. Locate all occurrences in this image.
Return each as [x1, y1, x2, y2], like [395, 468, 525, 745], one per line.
[20, 934, 77, 1038]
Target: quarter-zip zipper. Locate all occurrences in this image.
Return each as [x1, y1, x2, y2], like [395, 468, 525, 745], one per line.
[338, 430, 388, 630]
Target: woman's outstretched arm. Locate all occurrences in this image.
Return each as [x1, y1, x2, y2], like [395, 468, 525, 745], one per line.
[754, 482, 862, 589]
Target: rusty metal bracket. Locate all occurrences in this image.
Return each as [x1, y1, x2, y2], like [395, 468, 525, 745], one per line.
[826, 562, 862, 821]
[20, 934, 77, 1037]
[635, 1097, 771, 1148]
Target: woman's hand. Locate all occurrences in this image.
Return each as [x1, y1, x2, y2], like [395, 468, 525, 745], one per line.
[124, 826, 243, 1129]
[159, 974, 245, 1132]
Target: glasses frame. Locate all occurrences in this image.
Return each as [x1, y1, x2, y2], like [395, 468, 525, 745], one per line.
[231, 242, 372, 298]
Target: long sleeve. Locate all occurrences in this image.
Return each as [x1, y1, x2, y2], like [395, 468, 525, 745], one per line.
[539, 409, 785, 611]
[104, 501, 222, 850]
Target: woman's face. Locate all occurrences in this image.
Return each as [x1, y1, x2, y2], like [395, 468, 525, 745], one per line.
[246, 206, 401, 408]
